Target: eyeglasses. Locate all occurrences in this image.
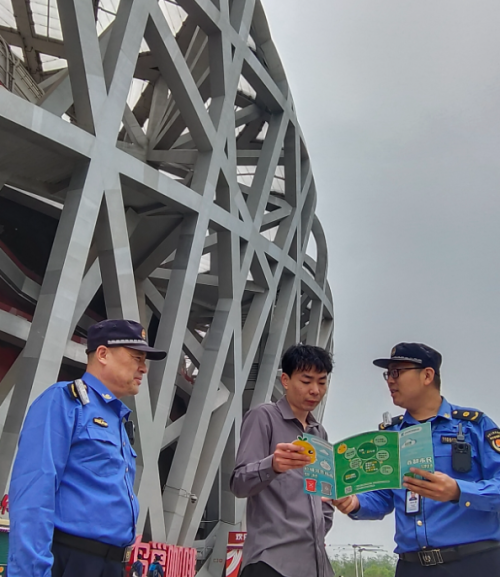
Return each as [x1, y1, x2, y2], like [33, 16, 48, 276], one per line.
[383, 367, 422, 381]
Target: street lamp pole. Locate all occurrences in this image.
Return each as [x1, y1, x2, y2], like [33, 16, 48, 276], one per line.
[350, 544, 382, 577]
[358, 546, 383, 577]
[351, 544, 360, 577]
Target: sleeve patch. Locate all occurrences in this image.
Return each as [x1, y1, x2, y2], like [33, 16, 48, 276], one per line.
[485, 429, 500, 453]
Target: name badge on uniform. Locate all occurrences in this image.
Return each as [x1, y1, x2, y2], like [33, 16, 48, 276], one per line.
[405, 490, 421, 515]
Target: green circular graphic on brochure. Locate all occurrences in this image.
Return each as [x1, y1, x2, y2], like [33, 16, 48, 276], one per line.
[374, 435, 388, 446]
[358, 443, 377, 459]
[380, 465, 394, 475]
[343, 470, 360, 483]
[349, 458, 362, 469]
[363, 459, 380, 474]
[345, 447, 357, 460]
[376, 450, 390, 461]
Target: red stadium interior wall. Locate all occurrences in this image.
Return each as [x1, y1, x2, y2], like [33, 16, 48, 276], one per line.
[0, 344, 20, 382]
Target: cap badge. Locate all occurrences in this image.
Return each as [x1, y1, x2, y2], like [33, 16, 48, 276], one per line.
[141, 328, 146, 340]
[391, 347, 397, 357]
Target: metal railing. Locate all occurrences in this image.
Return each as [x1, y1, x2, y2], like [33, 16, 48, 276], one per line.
[0, 35, 43, 103]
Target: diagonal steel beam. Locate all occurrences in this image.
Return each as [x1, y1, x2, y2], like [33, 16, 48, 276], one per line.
[56, 0, 107, 133]
[10, 0, 41, 79]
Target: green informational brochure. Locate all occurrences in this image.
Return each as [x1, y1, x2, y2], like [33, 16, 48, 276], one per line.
[298, 423, 434, 499]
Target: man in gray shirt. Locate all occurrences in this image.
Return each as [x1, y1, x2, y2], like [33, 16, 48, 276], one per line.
[230, 344, 335, 577]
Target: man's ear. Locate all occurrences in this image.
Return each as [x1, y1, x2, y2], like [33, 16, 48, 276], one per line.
[95, 345, 109, 365]
[281, 372, 290, 390]
[423, 367, 435, 386]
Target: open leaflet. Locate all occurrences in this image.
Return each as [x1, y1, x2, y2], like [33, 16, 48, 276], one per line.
[295, 423, 434, 499]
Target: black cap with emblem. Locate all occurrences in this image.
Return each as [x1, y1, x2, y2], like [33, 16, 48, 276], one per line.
[373, 342, 442, 375]
[86, 319, 167, 360]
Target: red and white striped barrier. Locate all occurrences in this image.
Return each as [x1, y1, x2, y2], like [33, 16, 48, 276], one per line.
[225, 532, 247, 577]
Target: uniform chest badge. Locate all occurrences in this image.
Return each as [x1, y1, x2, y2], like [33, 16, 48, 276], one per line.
[440, 436, 457, 444]
[93, 417, 108, 427]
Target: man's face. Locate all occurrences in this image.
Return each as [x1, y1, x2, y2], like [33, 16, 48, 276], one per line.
[385, 361, 427, 409]
[281, 368, 328, 414]
[103, 346, 148, 398]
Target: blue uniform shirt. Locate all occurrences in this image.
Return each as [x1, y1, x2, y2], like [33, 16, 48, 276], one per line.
[8, 372, 139, 577]
[352, 398, 500, 553]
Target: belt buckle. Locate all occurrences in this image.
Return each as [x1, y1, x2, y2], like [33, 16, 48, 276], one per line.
[123, 545, 133, 563]
[418, 549, 444, 566]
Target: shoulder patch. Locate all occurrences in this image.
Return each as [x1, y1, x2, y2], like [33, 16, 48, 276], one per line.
[452, 409, 483, 422]
[93, 417, 108, 428]
[485, 429, 500, 453]
[379, 415, 404, 430]
[65, 380, 89, 405]
[66, 382, 79, 401]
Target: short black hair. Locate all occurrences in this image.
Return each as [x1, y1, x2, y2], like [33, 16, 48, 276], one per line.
[281, 344, 333, 377]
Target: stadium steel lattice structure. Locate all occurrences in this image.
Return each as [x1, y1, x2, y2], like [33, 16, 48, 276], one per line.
[0, 0, 333, 573]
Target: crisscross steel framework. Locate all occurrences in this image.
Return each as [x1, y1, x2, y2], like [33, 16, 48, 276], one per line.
[0, 0, 333, 570]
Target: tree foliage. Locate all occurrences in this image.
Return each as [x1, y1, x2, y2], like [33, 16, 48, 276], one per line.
[330, 553, 397, 577]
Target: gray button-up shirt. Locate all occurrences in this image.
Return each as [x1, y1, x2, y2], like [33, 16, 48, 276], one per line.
[230, 396, 334, 577]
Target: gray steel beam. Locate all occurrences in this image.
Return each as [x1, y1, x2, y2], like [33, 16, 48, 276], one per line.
[56, 0, 107, 134]
[10, 0, 41, 78]
[0, 0, 334, 561]
[0, 26, 65, 59]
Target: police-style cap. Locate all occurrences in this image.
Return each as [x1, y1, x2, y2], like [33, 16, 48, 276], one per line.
[86, 319, 167, 361]
[373, 342, 442, 375]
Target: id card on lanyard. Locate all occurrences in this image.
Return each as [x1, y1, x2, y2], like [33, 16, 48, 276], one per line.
[405, 490, 421, 515]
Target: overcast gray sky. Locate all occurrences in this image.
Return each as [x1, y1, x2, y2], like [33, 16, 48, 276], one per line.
[262, 0, 500, 556]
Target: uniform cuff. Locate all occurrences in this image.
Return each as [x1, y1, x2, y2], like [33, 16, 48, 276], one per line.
[258, 454, 280, 483]
[456, 480, 478, 509]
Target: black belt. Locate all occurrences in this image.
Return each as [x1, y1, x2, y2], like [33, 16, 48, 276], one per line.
[399, 540, 500, 566]
[53, 529, 133, 564]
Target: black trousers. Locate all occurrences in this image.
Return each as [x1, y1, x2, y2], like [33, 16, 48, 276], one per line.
[240, 561, 285, 577]
[395, 546, 500, 577]
[52, 542, 125, 577]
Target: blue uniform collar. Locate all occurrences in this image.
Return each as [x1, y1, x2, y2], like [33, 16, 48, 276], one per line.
[82, 372, 131, 419]
[401, 397, 452, 427]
